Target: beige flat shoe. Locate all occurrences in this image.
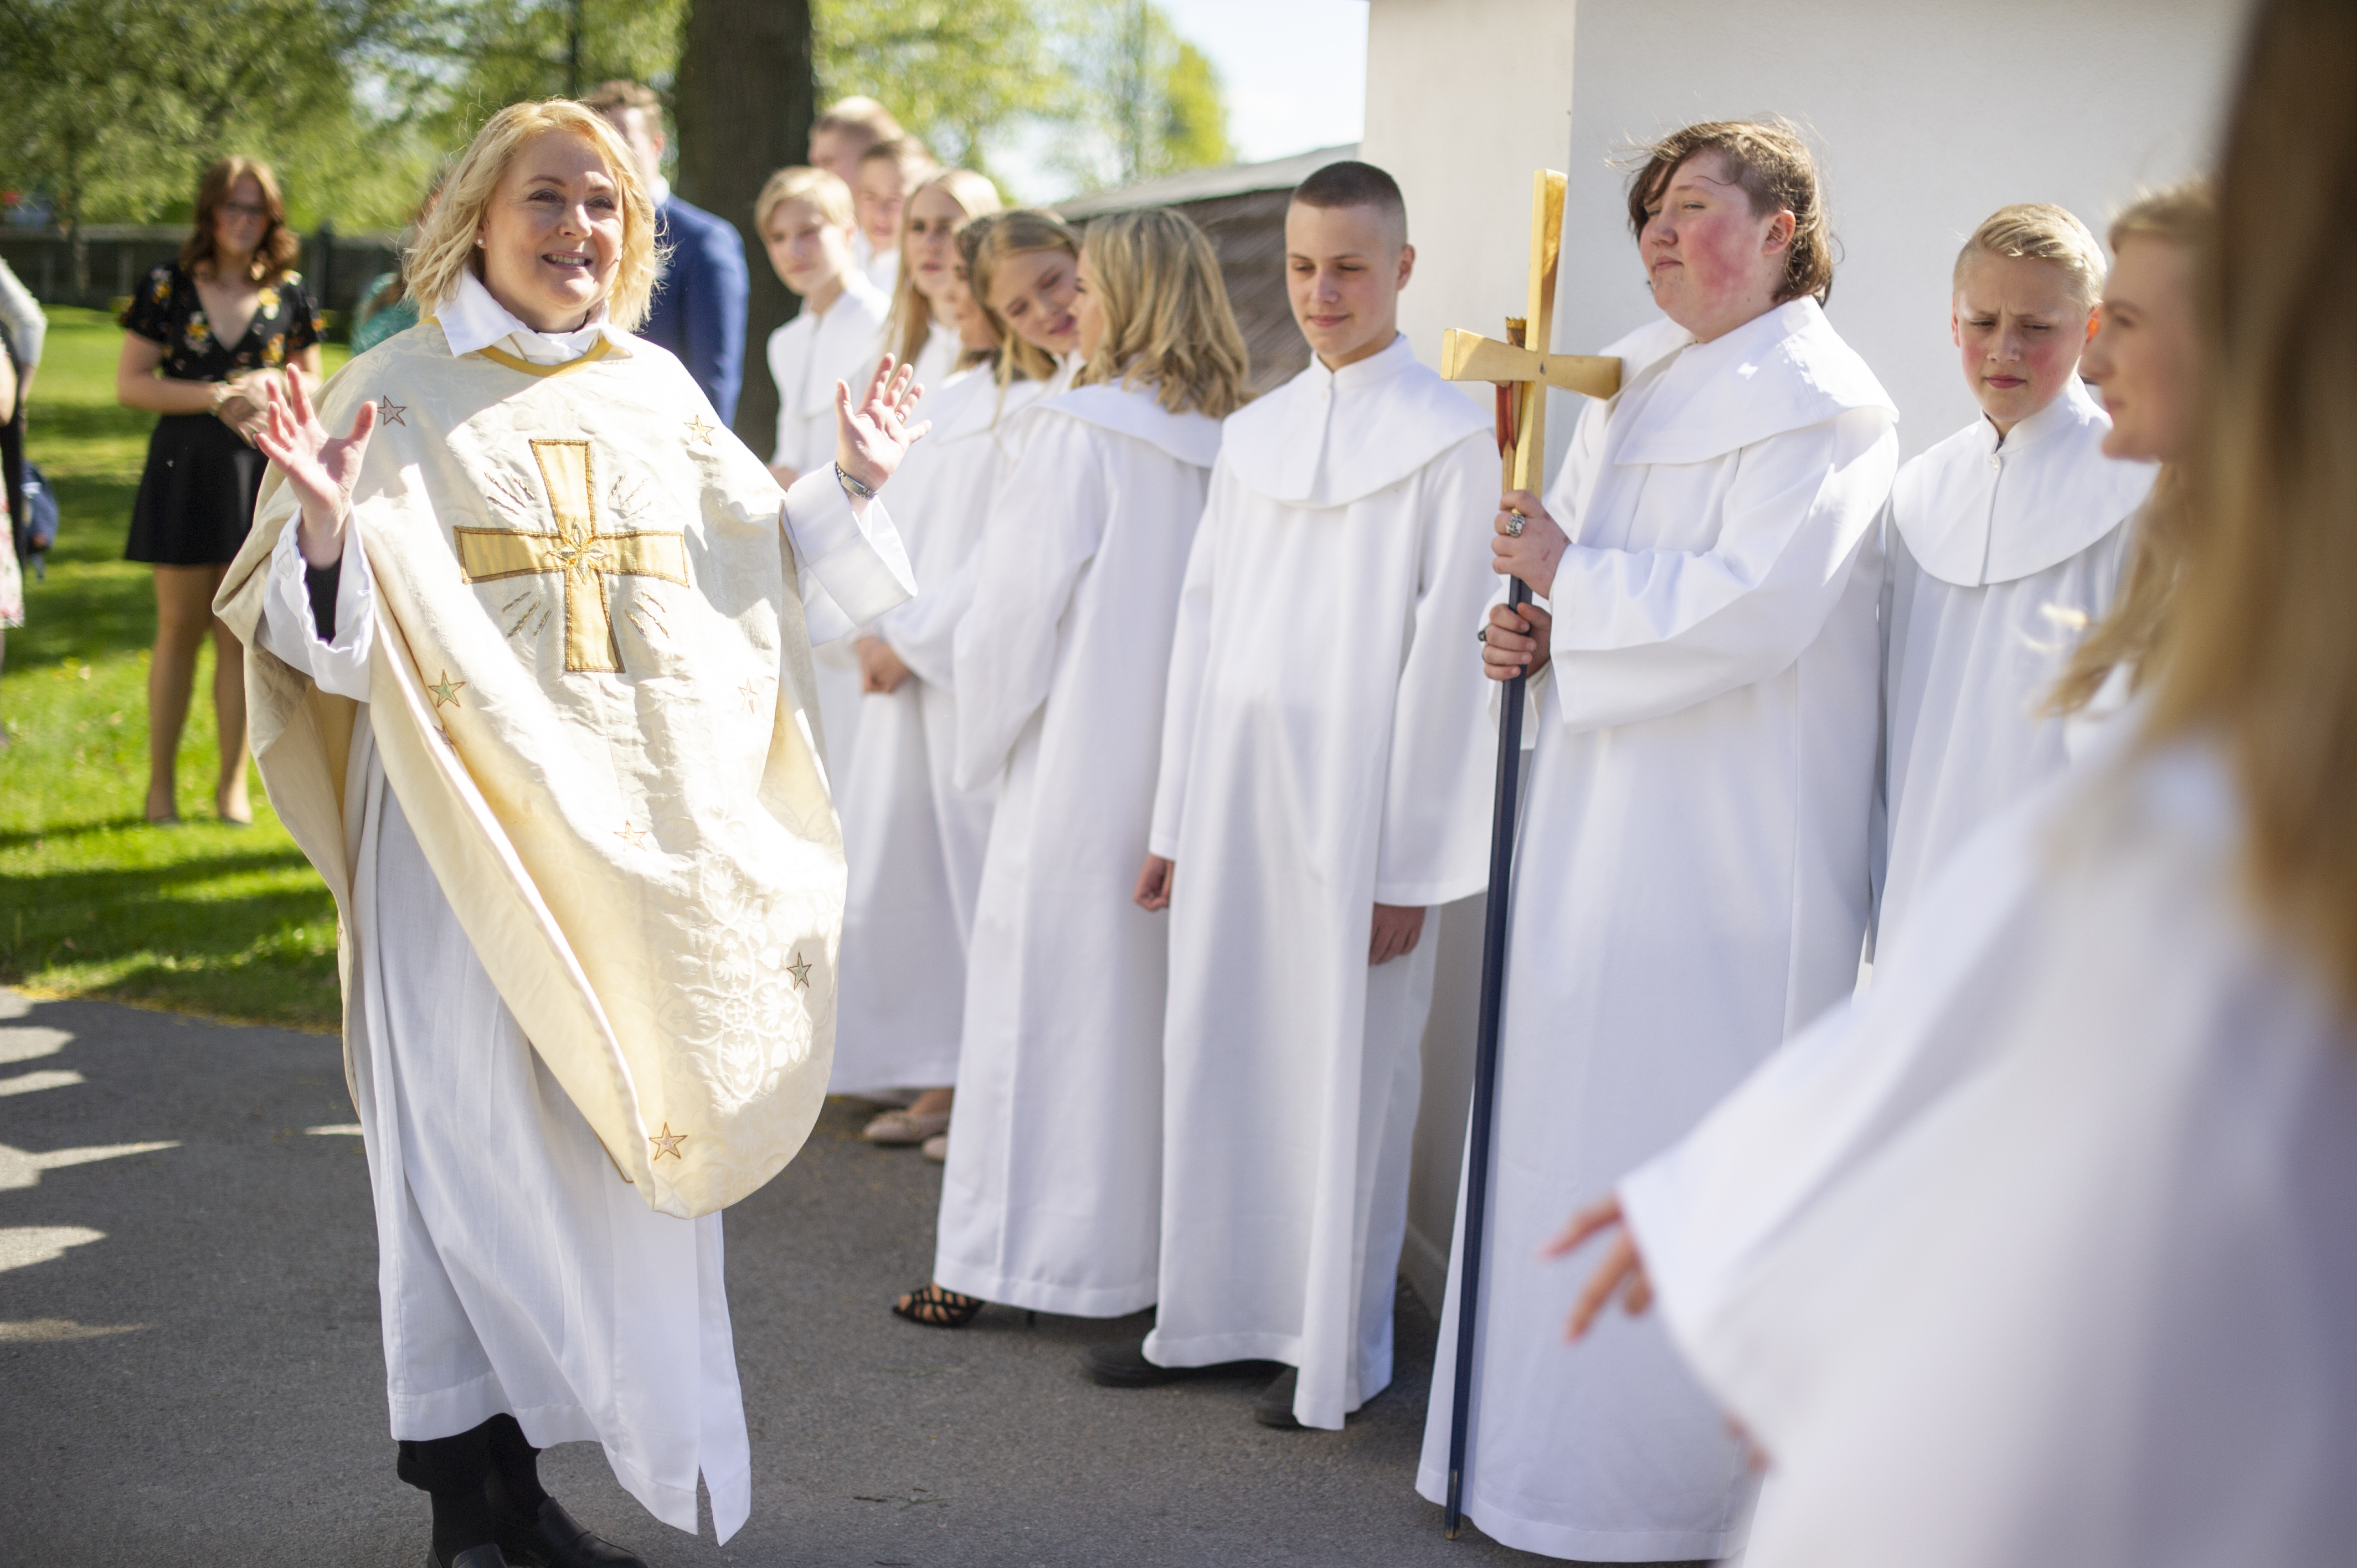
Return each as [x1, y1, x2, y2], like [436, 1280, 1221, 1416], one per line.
[921, 1132, 948, 1163]
[862, 1108, 951, 1146]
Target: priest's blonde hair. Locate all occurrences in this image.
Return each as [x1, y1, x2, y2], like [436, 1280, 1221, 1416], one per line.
[408, 99, 663, 333]
[2142, 0, 2357, 1012]
[1954, 203, 2106, 310]
[886, 168, 1001, 371]
[2047, 178, 2215, 717]
[1071, 207, 1249, 420]
[969, 209, 1081, 384]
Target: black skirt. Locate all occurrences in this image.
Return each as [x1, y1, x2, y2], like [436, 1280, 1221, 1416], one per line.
[125, 412, 267, 566]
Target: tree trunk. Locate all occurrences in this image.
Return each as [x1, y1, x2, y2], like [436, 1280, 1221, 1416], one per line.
[675, 0, 815, 452]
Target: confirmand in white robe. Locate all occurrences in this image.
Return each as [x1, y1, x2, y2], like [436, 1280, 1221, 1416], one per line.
[1872, 376, 2153, 947]
[1622, 735, 2357, 1568]
[830, 362, 1060, 1096]
[249, 277, 912, 1544]
[768, 270, 891, 775]
[1417, 297, 1899, 1562]
[1143, 335, 1498, 1428]
[933, 379, 1221, 1314]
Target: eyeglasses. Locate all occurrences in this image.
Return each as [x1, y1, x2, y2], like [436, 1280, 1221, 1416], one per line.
[219, 201, 270, 221]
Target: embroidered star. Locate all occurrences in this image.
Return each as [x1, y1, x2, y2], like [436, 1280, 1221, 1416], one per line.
[616, 822, 652, 850]
[739, 678, 761, 715]
[683, 412, 717, 446]
[426, 670, 466, 710]
[649, 1122, 687, 1160]
[786, 952, 812, 989]
[378, 394, 406, 426]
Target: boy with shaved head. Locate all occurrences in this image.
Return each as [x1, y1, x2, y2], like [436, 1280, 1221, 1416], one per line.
[1082, 161, 1501, 1433]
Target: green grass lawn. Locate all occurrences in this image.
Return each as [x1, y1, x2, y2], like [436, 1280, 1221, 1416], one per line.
[0, 308, 350, 1030]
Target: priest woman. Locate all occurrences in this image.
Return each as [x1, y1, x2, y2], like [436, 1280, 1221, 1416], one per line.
[1424, 120, 1897, 1560]
[218, 99, 924, 1568]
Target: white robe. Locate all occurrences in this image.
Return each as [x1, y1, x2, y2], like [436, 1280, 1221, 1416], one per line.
[767, 271, 891, 776]
[258, 287, 911, 1546]
[1623, 736, 2357, 1568]
[1416, 298, 1899, 1562]
[830, 364, 1059, 1096]
[1872, 378, 2153, 948]
[933, 381, 1221, 1314]
[910, 318, 960, 395]
[1142, 336, 1499, 1428]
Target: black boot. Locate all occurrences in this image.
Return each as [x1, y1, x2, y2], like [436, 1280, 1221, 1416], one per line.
[397, 1422, 512, 1568]
[482, 1415, 649, 1568]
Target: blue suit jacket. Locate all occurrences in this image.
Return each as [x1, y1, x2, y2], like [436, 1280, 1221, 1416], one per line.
[642, 194, 750, 426]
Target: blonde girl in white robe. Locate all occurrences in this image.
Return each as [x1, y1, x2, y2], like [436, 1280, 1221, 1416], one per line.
[1872, 203, 2157, 949]
[1561, 7, 2357, 1551]
[877, 169, 1002, 398]
[758, 165, 892, 777]
[832, 214, 1056, 1126]
[850, 210, 1084, 1154]
[892, 208, 1248, 1329]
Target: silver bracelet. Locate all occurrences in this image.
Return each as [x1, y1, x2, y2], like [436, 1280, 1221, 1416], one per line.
[834, 463, 877, 500]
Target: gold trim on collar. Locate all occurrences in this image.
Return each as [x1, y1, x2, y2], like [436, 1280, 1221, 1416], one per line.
[420, 316, 618, 378]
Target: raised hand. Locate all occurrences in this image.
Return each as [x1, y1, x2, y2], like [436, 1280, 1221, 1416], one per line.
[254, 372, 375, 566]
[834, 355, 931, 497]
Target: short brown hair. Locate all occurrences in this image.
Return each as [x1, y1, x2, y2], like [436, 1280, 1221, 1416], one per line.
[1623, 118, 1834, 306]
[859, 135, 938, 182]
[183, 156, 300, 284]
[1291, 159, 1407, 248]
[581, 79, 660, 116]
[814, 96, 902, 141]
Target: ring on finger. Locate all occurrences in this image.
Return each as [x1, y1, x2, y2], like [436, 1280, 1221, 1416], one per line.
[1504, 512, 1526, 538]
[1476, 627, 1489, 643]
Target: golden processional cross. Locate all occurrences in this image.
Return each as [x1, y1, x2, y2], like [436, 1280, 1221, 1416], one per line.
[454, 439, 689, 674]
[1435, 168, 1622, 1543]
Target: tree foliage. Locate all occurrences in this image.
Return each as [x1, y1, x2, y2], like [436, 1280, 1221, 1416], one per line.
[0, 0, 1237, 232]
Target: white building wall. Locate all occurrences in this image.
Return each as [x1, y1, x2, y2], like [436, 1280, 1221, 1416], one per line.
[1363, 0, 2244, 1314]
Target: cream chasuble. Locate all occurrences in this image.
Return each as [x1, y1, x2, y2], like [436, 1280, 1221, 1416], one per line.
[1873, 376, 2153, 948]
[1623, 739, 2357, 1568]
[933, 381, 1219, 1314]
[1416, 298, 1898, 1562]
[831, 364, 1059, 1095]
[219, 305, 913, 1219]
[1143, 336, 1497, 1429]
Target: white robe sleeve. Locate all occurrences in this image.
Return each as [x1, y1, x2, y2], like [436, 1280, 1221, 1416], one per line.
[876, 544, 976, 692]
[255, 512, 377, 702]
[951, 415, 1110, 793]
[783, 468, 914, 646]
[1545, 406, 1896, 734]
[1865, 501, 1900, 958]
[1374, 432, 1505, 905]
[1146, 466, 1222, 861]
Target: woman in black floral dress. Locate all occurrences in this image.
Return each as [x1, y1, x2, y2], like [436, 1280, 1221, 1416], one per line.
[117, 156, 321, 824]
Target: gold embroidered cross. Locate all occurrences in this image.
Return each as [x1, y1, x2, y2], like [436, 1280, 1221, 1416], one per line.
[454, 439, 689, 674]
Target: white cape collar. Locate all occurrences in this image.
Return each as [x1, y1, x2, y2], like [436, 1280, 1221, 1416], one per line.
[439, 269, 634, 364]
[1608, 297, 1896, 467]
[1221, 333, 1489, 507]
[929, 363, 1058, 447]
[1892, 378, 2157, 586]
[1042, 379, 1223, 469]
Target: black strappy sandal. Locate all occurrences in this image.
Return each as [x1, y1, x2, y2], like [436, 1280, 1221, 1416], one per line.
[892, 1282, 985, 1328]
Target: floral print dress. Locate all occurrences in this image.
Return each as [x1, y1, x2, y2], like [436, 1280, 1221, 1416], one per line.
[120, 262, 322, 565]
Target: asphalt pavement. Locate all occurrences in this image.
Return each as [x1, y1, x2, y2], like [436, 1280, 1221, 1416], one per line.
[0, 988, 1696, 1567]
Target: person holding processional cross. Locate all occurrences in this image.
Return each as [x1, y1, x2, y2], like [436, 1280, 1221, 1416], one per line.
[1419, 118, 1898, 1560]
[217, 99, 925, 1568]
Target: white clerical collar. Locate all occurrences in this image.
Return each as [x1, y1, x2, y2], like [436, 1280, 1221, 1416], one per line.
[1222, 332, 1486, 508]
[1891, 376, 2157, 587]
[440, 269, 634, 365]
[1606, 297, 1896, 468]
